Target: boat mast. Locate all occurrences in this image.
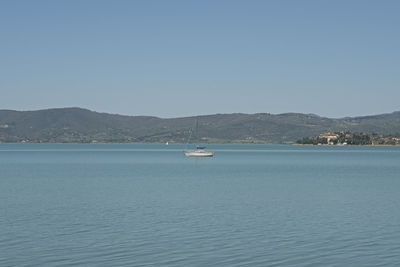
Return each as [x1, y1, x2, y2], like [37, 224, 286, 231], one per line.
[195, 118, 199, 145]
[185, 119, 197, 149]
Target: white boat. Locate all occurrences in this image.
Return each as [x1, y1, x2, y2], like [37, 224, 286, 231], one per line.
[184, 145, 214, 157]
[184, 119, 214, 157]
[184, 149, 214, 157]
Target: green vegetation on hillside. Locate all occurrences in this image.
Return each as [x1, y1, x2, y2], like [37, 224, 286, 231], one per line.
[1, 108, 400, 143]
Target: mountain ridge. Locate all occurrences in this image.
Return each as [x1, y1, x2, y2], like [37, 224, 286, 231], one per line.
[1, 107, 399, 143]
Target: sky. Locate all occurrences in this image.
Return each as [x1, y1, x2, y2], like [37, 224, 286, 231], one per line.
[0, 0, 399, 118]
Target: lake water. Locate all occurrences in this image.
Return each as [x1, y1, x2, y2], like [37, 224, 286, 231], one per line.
[1, 144, 400, 266]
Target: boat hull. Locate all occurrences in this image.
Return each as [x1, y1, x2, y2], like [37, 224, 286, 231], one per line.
[184, 150, 214, 157]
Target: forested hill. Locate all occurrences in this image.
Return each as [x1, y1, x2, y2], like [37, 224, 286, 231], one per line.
[1, 108, 400, 143]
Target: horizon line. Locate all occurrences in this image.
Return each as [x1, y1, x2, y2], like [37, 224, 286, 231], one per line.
[1, 107, 399, 120]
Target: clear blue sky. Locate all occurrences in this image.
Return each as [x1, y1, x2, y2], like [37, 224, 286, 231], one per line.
[1, 0, 399, 118]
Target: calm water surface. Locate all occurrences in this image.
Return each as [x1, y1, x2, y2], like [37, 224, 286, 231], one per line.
[1, 144, 400, 266]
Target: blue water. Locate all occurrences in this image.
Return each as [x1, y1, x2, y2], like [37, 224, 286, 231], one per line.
[1, 144, 400, 266]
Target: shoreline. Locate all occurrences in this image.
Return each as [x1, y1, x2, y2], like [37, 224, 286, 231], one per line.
[1, 142, 399, 146]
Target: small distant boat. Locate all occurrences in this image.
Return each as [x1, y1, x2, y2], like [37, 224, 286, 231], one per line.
[184, 146, 214, 157]
[165, 142, 169, 145]
[184, 119, 214, 157]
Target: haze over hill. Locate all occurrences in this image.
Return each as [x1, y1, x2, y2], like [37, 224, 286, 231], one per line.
[0, 108, 400, 143]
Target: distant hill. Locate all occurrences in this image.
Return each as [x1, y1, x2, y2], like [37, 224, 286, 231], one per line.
[1, 108, 400, 143]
